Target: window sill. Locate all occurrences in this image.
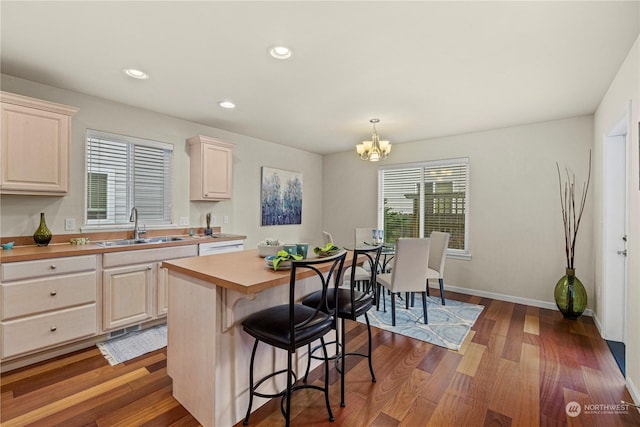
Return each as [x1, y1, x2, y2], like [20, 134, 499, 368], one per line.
[447, 251, 472, 261]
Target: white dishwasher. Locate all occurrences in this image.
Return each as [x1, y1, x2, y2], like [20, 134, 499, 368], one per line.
[198, 239, 244, 256]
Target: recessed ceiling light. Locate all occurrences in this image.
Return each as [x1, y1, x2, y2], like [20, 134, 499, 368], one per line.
[218, 100, 236, 109]
[123, 68, 149, 79]
[269, 46, 293, 59]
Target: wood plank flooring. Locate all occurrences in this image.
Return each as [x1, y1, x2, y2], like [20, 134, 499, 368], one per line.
[2, 291, 639, 426]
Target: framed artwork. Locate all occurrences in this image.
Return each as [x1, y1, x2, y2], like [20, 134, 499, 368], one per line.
[261, 167, 302, 226]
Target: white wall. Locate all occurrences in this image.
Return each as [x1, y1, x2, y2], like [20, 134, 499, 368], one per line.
[593, 35, 640, 401]
[323, 116, 594, 307]
[0, 75, 324, 248]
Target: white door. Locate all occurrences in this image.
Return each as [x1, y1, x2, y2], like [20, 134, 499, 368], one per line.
[603, 125, 628, 342]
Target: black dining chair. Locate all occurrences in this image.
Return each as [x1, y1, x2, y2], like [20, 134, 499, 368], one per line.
[241, 250, 347, 427]
[301, 244, 382, 407]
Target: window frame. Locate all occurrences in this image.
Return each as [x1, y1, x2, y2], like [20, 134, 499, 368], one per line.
[377, 157, 470, 259]
[84, 129, 174, 229]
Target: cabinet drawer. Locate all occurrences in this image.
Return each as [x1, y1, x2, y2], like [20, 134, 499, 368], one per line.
[102, 245, 197, 268]
[1, 304, 97, 358]
[1, 255, 96, 282]
[1, 271, 97, 320]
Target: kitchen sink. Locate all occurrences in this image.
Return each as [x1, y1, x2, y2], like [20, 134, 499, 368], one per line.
[95, 236, 186, 247]
[153, 236, 187, 242]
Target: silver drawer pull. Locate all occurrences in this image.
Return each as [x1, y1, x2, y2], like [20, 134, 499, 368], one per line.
[50, 290, 57, 296]
[148, 265, 153, 270]
[50, 326, 57, 332]
[49, 264, 57, 270]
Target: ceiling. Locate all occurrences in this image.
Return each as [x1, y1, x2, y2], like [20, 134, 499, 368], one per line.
[1, 1, 639, 155]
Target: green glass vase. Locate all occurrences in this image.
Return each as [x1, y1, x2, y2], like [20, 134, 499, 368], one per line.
[554, 268, 587, 320]
[33, 212, 52, 246]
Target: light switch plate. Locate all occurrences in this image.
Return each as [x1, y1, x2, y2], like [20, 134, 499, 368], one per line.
[64, 218, 75, 230]
[179, 216, 189, 225]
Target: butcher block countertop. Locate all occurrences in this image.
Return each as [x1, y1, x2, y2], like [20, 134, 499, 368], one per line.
[162, 248, 354, 295]
[0, 234, 246, 263]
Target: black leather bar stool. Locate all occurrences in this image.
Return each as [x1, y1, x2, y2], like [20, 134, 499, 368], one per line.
[241, 250, 347, 427]
[301, 244, 382, 407]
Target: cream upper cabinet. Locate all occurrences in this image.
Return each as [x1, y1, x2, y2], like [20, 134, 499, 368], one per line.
[0, 92, 78, 195]
[188, 135, 234, 200]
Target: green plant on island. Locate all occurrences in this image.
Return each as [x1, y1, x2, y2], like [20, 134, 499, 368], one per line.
[313, 242, 340, 256]
[272, 250, 302, 270]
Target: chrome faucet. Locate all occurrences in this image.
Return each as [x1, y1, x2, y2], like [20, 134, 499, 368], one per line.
[130, 207, 140, 239]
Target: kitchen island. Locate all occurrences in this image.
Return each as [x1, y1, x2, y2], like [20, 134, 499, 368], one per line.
[162, 249, 353, 427]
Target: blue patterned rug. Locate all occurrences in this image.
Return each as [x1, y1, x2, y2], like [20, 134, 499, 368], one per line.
[360, 294, 483, 351]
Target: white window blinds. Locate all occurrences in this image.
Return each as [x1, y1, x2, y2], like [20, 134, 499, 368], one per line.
[379, 158, 469, 254]
[86, 130, 173, 225]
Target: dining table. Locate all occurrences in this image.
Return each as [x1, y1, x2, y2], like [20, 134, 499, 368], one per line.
[379, 244, 396, 272]
[361, 242, 395, 272]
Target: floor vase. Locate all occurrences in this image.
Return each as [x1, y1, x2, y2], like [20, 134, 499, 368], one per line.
[554, 268, 587, 320]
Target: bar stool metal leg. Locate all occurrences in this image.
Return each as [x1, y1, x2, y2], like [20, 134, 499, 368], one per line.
[243, 339, 259, 425]
[364, 313, 376, 383]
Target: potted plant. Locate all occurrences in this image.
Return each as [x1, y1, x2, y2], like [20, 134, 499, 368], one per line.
[554, 151, 591, 319]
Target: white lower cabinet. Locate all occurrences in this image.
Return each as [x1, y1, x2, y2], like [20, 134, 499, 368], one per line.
[102, 263, 155, 330]
[102, 246, 197, 331]
[2, 305, 96, 359]
[0, 245, 197, 363]
[157, 263, 170, 317]
[0, 255, 98, 359]
[157, 248, 198, 316]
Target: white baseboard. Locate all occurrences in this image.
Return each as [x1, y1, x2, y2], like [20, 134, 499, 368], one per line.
[443, 284, 594, 317]
[592, 312, 605, 337]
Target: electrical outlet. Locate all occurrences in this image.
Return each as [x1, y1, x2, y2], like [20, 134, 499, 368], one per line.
[179, 216, 189, 225]
[223, 215, 229, 224]
[64, 218, 75, 231]
[211, 215, 217, 224]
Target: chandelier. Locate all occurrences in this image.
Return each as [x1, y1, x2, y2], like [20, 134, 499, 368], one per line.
[356, 118, 391, 162]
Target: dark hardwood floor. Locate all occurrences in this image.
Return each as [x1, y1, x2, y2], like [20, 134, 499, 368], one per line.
[2, 290, 639, 426]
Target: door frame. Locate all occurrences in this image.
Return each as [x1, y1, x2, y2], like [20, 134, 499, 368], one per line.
[601, 102, 631, 345]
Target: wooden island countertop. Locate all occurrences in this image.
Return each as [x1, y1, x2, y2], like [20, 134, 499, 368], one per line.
[163, 247, 353, 427]
[161, 248, 353, 295]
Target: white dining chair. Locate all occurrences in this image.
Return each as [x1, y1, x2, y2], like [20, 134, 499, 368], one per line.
[376, 238, 430, 326]
[354, 227, 373, 246]
[426, 231, 450, 305]
[322, 231, 334, 245]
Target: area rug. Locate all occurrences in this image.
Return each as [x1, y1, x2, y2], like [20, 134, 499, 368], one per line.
[97, 325, 167, 365]
[360, 294, 483, 351]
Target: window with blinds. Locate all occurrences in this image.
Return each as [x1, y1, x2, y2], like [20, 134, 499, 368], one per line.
[378, 158, 469, 255]
[86, 130, 173, 226]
